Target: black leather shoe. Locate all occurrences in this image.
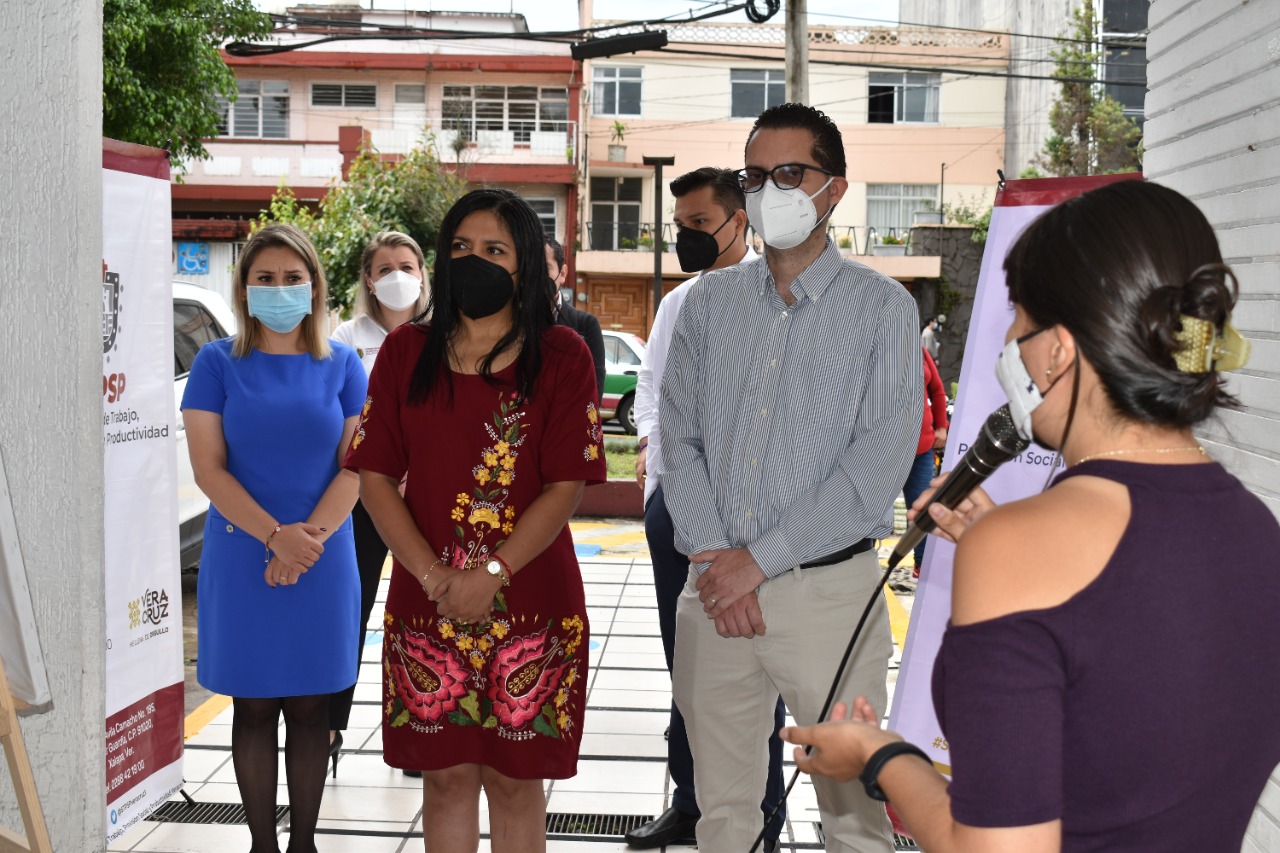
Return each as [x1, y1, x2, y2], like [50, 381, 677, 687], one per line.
[625, 807, 698, 848]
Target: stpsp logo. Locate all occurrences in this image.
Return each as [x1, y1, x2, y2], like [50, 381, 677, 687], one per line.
[102, 262, 122, 355]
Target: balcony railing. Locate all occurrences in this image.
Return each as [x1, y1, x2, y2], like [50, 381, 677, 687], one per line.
[374, 120, 579, 165]
[583, 222, 919, 255]
[585, 221, 674, 252]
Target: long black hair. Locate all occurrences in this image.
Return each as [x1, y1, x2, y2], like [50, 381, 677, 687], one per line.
[1004, 179, 1239, 428]
[408, 188, 556, 405]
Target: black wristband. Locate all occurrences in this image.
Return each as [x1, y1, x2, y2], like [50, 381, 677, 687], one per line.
[859, 741, 931, 802]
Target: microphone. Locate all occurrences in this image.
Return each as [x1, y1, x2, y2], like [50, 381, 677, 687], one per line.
[888, 404, 1031, 570]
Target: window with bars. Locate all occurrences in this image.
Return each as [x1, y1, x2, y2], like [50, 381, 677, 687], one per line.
[215, 80, 290, 139]
[867, 72, 940, 124]
[311, 83, 377, 108]
[441, 85, 569, 144]
[731, 69, 785, 119]
[866, 184, 938, 235]
[592, 67, 642, 117]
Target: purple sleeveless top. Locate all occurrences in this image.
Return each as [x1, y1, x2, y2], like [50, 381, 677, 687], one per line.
[931, 460, 1280, 851]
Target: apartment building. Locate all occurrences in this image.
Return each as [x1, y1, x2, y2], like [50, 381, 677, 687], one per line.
[900, 0, 1147, 175]
[575, 19, 1008, 332]
[172, 6, 581, 307]
[173, 7, 1006, 337]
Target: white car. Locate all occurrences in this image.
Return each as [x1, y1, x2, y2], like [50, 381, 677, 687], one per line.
[173, 281, 236, 569]
[600, 330, 645, 435]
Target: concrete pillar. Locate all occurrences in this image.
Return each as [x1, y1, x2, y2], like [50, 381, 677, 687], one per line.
[0, 0, 107, 849]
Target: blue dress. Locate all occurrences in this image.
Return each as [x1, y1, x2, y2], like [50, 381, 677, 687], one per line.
[181, 338, 368, 697]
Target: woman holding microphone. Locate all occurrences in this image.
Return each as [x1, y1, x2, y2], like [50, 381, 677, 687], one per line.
[781, 180, 1280, 852]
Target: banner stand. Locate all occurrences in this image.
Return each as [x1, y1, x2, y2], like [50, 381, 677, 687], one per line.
[0, 656, 52, 853]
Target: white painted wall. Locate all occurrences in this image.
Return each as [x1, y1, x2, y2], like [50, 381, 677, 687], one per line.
[1144, 1, 1280, 847]
[901, 0, 1075, 174]
[0, 0, 107, 849]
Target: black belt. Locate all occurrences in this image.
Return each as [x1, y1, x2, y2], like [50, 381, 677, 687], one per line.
[798, 538, 873, 569]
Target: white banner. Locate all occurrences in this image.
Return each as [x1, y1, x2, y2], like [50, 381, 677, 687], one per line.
[888, 174, 1144, 770]
[103, 142, 185, 843]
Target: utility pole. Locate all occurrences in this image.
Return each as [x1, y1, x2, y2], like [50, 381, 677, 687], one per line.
[785, 0, 809, 104]
[642, 155, 676, 318]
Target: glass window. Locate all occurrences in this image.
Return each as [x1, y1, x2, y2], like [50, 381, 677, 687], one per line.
[215, 80, 290, 139]
[527, 199, 557, 237]
[592, 66, 642, 117]
[589, 178, 642, 249]
[867, 73, 940, 124]
[1102, 0, 1148, 33]
[602, 335, 621, 365]
[730, 69, 785, 119]
[614, 339, 641, 366]
[442, 85, 569, 143]
[866, 184, 938, 235]
[395, 83, 426, 104]
[174, 301, 228, 377]
[311, 83, 378, 108]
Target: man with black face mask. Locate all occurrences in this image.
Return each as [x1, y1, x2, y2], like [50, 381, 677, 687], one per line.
[546, 238, 605, 403]
[627, 167, 784, 851]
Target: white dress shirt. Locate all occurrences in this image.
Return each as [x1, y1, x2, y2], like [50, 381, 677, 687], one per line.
[635, 246, 759, 506]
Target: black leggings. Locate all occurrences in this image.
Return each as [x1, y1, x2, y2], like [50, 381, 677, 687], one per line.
[327, 499, 388, 730]
[232, 694, 327, 853]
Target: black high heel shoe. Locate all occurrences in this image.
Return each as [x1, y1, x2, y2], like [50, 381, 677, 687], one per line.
[328, 731, 343, 779]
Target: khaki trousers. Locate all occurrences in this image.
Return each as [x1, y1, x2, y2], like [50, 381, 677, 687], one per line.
[672, 552, 894, 853]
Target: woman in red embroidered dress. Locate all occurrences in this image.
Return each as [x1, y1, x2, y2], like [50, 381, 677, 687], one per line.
[345, 189, 605, 852]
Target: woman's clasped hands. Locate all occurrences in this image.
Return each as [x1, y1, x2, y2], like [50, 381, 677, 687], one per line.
[426, 565, 504, 625]
[263, 522, 325, 588]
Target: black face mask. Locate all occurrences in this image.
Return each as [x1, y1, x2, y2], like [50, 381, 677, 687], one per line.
[450, 254, 516, 320]
[675, 215, 735, 273]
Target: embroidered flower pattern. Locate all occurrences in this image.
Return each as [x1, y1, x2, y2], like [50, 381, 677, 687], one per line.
[350, 395, 373, 451]
[381, 391, 587, 740]
[583, 403, 603, 462]
[385, 622, 471, 728]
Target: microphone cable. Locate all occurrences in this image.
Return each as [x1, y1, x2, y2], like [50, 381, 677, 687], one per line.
[747, 548, 903, 853]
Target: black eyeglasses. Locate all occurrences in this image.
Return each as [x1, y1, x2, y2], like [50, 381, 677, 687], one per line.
[737, 163, 833, 193]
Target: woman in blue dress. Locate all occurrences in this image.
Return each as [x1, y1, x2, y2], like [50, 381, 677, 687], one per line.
[182, 223, 367, 853]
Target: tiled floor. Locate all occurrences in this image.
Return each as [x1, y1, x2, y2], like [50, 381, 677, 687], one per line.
[108, 550, 911, 852]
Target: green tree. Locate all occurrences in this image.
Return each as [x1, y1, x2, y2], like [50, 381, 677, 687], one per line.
[103, 0, 272, 163]
[261, 141, 469, 314]
[1036, 0, 1143, 176]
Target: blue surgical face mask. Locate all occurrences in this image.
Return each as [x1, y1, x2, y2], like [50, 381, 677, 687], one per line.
[247, 282, 313, 333]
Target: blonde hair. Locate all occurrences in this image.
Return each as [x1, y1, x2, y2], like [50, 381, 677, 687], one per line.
[232, 223, 332, 359]
[356, 231, 430, 330]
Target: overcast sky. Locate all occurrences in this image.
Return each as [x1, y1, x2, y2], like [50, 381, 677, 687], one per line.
[284, 1, 902, 31]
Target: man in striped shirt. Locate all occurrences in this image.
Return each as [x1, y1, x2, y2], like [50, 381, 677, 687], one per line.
[660, 103, 922, 853]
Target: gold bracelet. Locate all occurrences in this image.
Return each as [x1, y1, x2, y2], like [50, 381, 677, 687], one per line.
[420, 558, 444, 593]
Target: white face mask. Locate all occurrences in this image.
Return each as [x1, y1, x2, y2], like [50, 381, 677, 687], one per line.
[370, 270, 423, 312]
[994, 328, 1059, 440]
[746, 177, 834, 250]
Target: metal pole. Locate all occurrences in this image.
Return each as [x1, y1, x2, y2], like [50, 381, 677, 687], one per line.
[643, 156, 676, 319]
[786, 0, 809, 104]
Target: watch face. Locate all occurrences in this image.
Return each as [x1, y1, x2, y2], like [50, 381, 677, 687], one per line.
[485, 559, 502, 576]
